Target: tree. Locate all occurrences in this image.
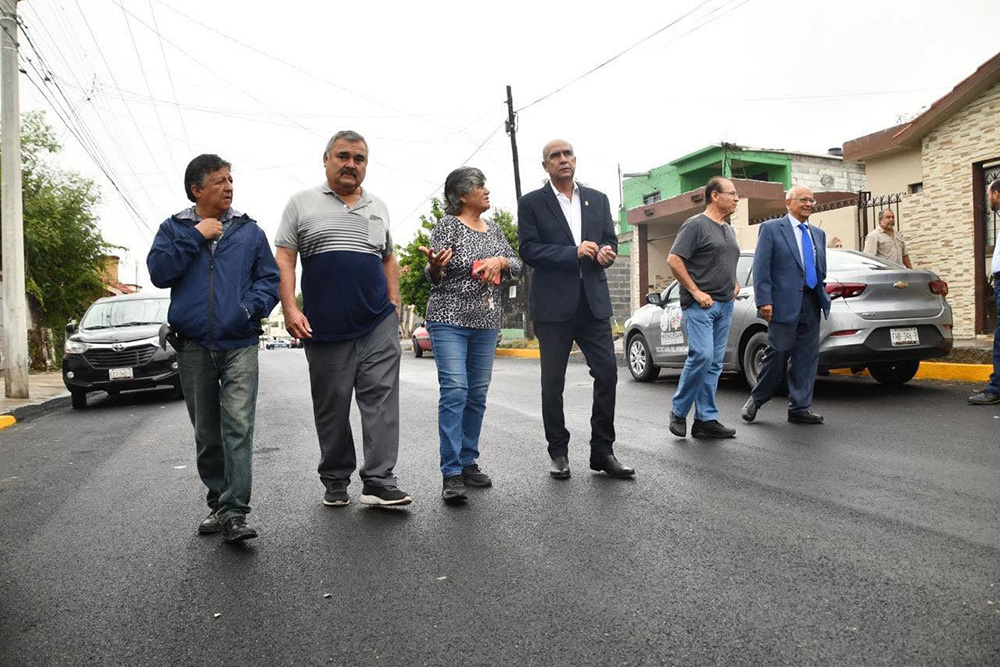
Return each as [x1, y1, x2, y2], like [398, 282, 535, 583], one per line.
[395, 200, 519, 318]
[1, 112, 112, 370]
[397, 198, 443, 318]
[2, 111, 112, 331]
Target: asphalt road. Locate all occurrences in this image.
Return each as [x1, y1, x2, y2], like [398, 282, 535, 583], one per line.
[1, 350, 998, 665]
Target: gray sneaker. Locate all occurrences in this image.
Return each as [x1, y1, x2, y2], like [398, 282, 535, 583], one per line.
[968, 390, 1000, 405]
[461, 463, 492, 487]
[442, 475, 468, 503]
[359, 484, 413, 506]
[323, 483, 349, 507]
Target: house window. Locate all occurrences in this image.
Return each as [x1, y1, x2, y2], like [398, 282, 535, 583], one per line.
[908, 182, 924, 194]
[642, 190, 661, 205]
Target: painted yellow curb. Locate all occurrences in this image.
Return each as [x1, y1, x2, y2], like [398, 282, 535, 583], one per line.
[831, 362, 991, 383]
[0, 415, 16, 431]
[496, 348, 541, 358]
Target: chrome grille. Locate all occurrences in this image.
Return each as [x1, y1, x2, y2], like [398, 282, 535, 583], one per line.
[84, 346, 157, 369]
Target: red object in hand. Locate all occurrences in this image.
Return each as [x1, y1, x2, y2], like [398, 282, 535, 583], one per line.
[472, 260, 501, 285]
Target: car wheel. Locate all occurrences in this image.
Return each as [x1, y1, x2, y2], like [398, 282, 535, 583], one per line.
[71, 391, 87, 410]
[413, 338, 423, 358]
[627, 334, 660, 382]
[868, 360, 920, 387]
[742, 331, 770, 388]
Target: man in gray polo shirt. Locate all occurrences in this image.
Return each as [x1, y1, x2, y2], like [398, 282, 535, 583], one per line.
[666, 176, 742, 439]
[275, 130, 411, 507]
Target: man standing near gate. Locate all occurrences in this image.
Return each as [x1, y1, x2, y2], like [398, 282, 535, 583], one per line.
[518, 138, 634, 480]
[666, 177, 742, 439]
[742, 185, 831, 425]
[969, 178, 1000, 405]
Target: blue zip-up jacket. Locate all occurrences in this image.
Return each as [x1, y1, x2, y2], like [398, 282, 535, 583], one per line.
[146, 210, 280, 350]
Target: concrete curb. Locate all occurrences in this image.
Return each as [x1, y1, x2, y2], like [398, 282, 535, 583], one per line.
[1, 395, 72, 428]
[831, 362, 991, 383]
[496, 348, 541, 358]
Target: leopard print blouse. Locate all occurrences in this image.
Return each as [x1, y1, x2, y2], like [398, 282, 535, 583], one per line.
[424, 214, 522, 330]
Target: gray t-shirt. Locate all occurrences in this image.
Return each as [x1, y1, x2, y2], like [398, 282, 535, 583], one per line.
[669, 213, 741, 308]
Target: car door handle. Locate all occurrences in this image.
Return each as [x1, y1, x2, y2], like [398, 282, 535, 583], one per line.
[736, 294, 751, 300]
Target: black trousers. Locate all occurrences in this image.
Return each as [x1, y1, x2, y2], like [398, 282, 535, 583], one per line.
[534, 284, 617, 461]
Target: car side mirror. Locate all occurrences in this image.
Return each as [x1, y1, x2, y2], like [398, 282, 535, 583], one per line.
[65, 320, 78, 335]
[645, 293, 662, 306]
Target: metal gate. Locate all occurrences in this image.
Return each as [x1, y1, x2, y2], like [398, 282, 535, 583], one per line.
[856, 191, 903, 248]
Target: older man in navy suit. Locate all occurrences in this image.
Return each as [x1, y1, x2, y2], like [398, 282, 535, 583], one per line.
[518, 139, 634, 480]
[742, 185, 831, 424]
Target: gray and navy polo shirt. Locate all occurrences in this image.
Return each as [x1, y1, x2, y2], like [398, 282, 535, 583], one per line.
[275, 183, 394, 342]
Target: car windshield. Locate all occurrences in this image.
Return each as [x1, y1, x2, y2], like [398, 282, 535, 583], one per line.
[827, 249, 897, 271]
[81, 298, 170, 330]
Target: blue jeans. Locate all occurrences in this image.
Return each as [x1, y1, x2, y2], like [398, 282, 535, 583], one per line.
[177, 341, 259, 523]
[989, 273, 1000, 395]
[671, 299, 735, 422]
[426, 322, 497, 477]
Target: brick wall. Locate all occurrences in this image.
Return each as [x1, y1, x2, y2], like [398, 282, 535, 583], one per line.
[790, 155, 867, 193]
[606, 256, 632, 326]
[906, 80, 1000, 338]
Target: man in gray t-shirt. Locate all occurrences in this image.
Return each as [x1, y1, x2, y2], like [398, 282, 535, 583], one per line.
[666, 177, 742, 439]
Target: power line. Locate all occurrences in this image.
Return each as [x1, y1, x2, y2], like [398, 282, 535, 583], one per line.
[119, 1, 177, 170]
[73, 0, 173, 187]
[18, 4, 159, 210]
[149, 0, 460, 133]
[394, 122, 505, 232]
[147, 0, 192, 154]
[516, 0, 715, 112]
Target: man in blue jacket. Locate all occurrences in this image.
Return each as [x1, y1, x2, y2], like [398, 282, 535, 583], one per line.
[742, 185, 831, 425]
[147, 154, 280, 543]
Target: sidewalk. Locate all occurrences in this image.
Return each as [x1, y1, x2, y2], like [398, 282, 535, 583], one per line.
[0, 371, 69, 429]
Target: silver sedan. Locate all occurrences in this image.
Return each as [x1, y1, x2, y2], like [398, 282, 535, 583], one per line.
[624, 250, 954, 387]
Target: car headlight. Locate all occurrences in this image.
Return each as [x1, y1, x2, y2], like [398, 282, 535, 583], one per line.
[65, 339, 89, 354]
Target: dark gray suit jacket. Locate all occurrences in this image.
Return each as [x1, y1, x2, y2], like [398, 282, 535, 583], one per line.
[517, 183, 617, 322]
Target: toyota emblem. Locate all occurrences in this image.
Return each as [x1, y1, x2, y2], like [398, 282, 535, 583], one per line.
[112, 343, 125, 352]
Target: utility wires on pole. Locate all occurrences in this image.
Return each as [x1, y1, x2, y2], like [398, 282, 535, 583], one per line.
[1, 0, 29, 397]
[505, 85, 533, 339]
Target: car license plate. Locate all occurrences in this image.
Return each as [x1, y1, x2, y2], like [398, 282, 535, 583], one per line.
[109, 367, 133, 380]
[889, 327, 919, 346]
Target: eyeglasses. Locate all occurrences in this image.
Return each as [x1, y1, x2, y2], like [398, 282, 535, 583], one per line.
[793, 197, 816, 204]
[722, 190, 739, 198]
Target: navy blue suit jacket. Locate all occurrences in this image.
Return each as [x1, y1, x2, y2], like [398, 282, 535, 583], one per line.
[517, 183, 617, 322]
[752, 214, 831, 325]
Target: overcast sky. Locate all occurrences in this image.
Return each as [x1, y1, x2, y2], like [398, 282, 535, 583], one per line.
[14, 0, 1000, 288]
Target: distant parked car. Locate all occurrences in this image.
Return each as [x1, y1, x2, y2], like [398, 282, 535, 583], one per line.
[62, 293, 181, 409]
[624, 250, 953, 387]
[411, 325, 503, 358]
[412, 326, 432, 357]
[265, 339, 291, 350]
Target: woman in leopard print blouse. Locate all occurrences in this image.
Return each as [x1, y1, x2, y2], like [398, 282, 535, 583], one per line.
[422, 167, 522, 503]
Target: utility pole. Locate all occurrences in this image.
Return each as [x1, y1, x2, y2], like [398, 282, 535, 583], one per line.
[1, 0, 29, 398]
[505, 85, 533, 339]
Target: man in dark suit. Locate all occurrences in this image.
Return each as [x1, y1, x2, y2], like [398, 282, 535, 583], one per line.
[518, 139, 634, 480]
[742, 185, 831, 425]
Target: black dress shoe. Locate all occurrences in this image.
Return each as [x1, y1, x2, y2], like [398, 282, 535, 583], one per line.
[741, 397, 759, 422]
[198, 511, 222, 535]
[691, 419, 736, 438]
[549, 456, 571, 479]
[788, 410, 824, 424]
[221, 516, 258, 543]
[589, 454, 636, 478]
[669, 410, 687, 437]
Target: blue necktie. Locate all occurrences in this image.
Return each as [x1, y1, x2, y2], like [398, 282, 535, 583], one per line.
[799, 223, 818, 289]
